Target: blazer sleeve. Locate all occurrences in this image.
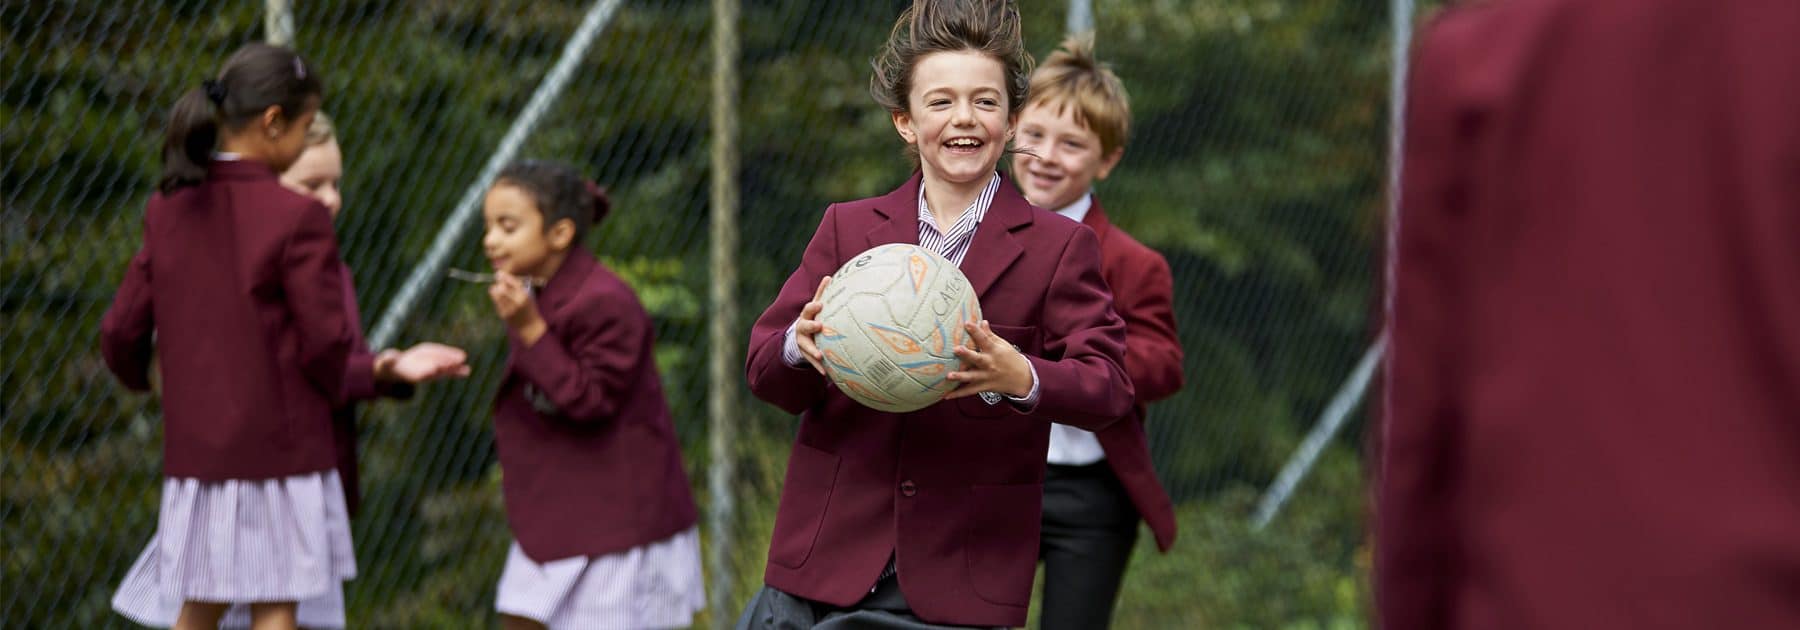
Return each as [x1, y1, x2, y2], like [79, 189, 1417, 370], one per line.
[1116, 252, 1185, 404]
[99, 220, 156, 391]
[509, 287, 647, 424]
[1021, 226, 1135, 431]
[282, 203, 355, 406]
[1377, 13, 1476, 628]
[744, 205, 840, 414]
[335, 269, 413, 403]
[340, 348, 415, 403]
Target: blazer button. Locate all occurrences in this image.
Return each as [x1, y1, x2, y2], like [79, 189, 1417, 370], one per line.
[900, 480, 917, 497]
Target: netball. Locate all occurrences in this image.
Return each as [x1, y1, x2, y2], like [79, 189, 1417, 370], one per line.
[814, 243, 981, 412]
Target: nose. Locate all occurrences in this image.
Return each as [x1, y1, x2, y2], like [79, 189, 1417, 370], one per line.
[482, 226, 500, 251]
[322, 185, 342, 217]
[950, 99, 976, 127]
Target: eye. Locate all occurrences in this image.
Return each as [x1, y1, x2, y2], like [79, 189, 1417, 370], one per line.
[976, 98, 999, 108]
[929, 98, 951, 108]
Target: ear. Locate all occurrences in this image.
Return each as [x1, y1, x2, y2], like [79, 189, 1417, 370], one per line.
[1095, 146, 1125, 181]
[891, 110, 917, 145]
[547, 217, 577, 251]
[260, 105, 285, 138]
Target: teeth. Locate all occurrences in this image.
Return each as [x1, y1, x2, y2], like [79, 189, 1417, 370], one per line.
[946, 138, 981, 147]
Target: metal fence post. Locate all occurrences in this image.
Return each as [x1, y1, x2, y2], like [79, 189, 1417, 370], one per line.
[264, 0, 294, 46]
[708, 0, 742, 624]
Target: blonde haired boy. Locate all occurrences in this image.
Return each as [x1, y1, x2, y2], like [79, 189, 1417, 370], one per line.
[1012, 34, 1185, 630]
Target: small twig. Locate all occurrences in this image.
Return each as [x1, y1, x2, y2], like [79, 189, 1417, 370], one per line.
[445, 268, 546, 287]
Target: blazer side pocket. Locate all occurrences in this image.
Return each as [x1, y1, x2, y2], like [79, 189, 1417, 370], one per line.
[768, 442, 840, 569]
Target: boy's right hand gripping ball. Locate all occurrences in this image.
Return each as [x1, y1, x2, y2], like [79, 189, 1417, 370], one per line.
[815, 244, 982, 412]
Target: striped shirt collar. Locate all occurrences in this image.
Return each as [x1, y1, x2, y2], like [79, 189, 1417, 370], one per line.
[916, 173, 1002, 242]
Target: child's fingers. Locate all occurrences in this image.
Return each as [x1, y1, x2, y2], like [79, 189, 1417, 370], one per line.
[942, 381, 988, 399]
[796, 336, 826, 374]
[797, 277, 831, 321]
[963, 321, 991, 352]
[495, 270, 520, 290]
[951, 344, 992, 371]
[946, 353, 996, 384]
[979, 320, 1004, 348]
[412, 342, 467, 363]
[796, 331, 826, 362]
[434, 362, 469, 379]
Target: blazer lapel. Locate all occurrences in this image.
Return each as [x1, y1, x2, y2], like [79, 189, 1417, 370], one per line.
[960, 173, 1031, 299]
[865, 172, 924, 249]
[1081, 196, 1116, 249]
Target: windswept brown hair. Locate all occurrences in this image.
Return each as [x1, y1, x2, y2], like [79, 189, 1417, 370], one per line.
[869, 0, 1034, 115]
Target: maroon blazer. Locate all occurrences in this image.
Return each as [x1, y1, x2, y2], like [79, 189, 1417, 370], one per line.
[332, 265, 413, 517]
[100, 159, 353, 480]
[1081, 199, 1183, 552]
[1382, 1, 1800, 628]
[745, 172, 1134, 627]
[493, 249, 698, 562]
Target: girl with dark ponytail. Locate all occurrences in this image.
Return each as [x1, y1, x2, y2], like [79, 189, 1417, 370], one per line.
[475, 159, 704, 630]
[160, 43, 323, 192]
[102, 43, 361, 630]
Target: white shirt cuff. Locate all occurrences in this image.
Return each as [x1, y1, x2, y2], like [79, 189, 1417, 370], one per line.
[782, 320, 806, 368]
[1003, 359, 1041, 410]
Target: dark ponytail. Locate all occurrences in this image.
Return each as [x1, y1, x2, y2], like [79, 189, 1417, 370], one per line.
[495, 159, 611, 242]
[584, 180, 612, 225]
[160, 87, 221, 192]
[159, 43, 324, 193]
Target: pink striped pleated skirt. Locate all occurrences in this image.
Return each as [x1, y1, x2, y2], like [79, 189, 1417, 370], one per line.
[111, 470, 356, 628]
[495, 525, 705, 629]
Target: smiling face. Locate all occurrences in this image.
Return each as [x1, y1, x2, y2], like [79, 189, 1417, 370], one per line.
[1011, 100, 1122, 211]
[280, 139, 343, 217]
[892, 50, 1015, 189]
[481, 183, 572, 279]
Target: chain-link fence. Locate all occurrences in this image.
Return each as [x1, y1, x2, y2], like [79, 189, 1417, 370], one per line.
[4, 0, 1395, 626]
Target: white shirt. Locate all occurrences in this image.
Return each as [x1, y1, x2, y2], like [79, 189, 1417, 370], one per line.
[1045, 192, 1108, 465]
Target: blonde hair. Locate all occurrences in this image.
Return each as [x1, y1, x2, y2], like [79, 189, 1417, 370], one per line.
[304, 110, 336, 146]
[1026, 33, 1130, 155]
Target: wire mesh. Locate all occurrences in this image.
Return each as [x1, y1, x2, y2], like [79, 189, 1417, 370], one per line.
[2, 0, 1391, 626]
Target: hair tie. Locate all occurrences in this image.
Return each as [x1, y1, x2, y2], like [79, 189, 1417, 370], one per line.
[201, 79, 226, 106]
[584, 180, 612, 224]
